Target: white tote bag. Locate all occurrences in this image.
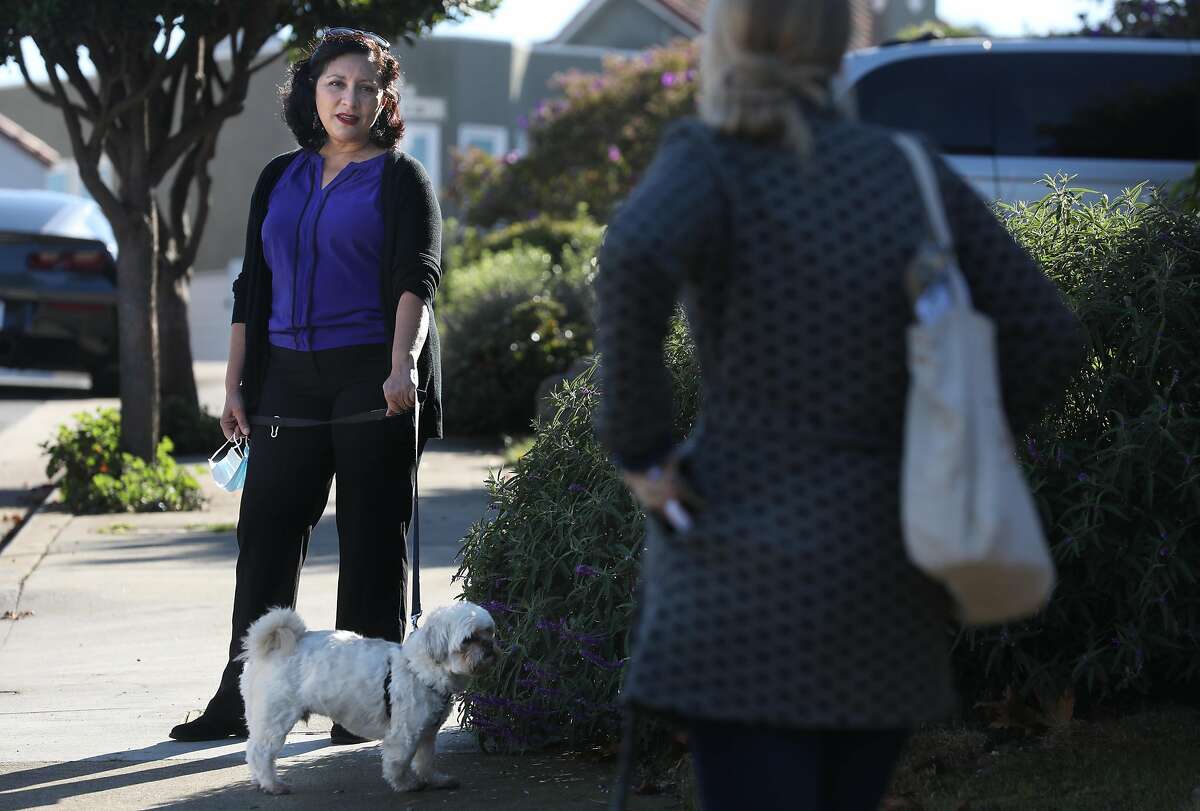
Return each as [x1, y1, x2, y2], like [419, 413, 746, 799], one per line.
[893, 133, 1056, 626]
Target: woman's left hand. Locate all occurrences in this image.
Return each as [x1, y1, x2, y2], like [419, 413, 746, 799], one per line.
[383, 361, 419, 415]
[622, 452, 705, 523]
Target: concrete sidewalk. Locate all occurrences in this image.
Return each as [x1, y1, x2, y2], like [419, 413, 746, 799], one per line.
[0, 411, 673, 809]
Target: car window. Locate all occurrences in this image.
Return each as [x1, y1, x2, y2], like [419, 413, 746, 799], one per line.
[993, 53, 1199, 161]
[853, 53, 994, 156]
[0, 197, 69, 234]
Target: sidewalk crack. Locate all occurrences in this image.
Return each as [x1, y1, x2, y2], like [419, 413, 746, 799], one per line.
[1, 514, 68, 652]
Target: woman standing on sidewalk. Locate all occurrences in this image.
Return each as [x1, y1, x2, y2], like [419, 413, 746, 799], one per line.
[594, 0, 1082, 808]
[170, 29, 443, 744]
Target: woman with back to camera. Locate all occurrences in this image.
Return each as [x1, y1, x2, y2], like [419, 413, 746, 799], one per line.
[170, 28, 443, 745]
[594, 0, 1083, 808]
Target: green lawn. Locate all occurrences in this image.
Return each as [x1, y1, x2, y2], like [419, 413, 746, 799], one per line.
[889, 709, 1200, 810]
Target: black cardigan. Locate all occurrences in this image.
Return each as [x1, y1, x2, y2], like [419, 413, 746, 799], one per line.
[231, 148, 443, 442]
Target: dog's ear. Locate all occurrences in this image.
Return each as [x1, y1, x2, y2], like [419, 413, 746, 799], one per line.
[421, 613, 452, 664]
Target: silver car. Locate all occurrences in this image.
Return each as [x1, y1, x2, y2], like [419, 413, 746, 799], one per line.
[0, 189, 119, 394]
[838, 38, 1199, 203]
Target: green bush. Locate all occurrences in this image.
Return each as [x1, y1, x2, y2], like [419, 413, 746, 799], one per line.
[456, 184, 1200, 754]
[43, 408, 205, 514]
[957, 180, 1200, 709]
[456, 316, 698, 750]
[444, 209, 604, 271]
[438, 242, 597, 436]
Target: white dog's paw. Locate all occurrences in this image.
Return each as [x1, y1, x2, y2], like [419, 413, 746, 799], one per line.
[386, 774, 427, 793]
[425, 771, 460, 790]
[256, 780, 291, 796]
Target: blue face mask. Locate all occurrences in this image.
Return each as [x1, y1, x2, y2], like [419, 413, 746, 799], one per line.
[209, 436, 249, 492]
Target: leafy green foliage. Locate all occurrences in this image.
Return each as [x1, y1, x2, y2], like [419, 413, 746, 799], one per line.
[455, 318, 698, 750]
[438, 229, 601, 436]
[1084, 0, 1198, 37]
[893, 19, 989, 40]
[42, 408, 204, 514]
[444, 208, 605, 270]
[449, 41, 699, 227]
[956, 180, 1200, 708]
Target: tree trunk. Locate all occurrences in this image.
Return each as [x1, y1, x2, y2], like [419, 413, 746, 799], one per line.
[115, 210, 161, 460]
[158, 268, 199, 410]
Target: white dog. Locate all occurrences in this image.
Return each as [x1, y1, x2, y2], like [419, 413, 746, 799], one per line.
[238, 602, 497, 795]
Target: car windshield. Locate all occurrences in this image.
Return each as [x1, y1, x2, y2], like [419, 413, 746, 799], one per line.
[0, 196, 70, 234]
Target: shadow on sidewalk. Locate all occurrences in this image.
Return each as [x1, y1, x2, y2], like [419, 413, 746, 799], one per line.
[0, 737, 326, 805]
[69, 482, 492, 571]
[1, 742, 675, 810]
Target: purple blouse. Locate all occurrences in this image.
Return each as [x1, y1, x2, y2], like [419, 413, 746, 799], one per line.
[262, 150, 389, 351]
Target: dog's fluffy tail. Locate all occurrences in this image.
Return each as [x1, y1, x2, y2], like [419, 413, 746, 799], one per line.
[239, 607, 306, 661]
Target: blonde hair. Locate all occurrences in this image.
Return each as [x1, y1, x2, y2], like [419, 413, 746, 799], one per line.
[699, 0, 850, 154]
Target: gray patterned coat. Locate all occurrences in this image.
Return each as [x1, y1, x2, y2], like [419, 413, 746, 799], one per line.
[594, 112, 1083, 729]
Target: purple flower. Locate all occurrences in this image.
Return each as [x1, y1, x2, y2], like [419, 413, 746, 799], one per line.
[1185, 454, 1194, 469]
[480, 600, 514, 614]
[575, 564, 599, 577]
[661, 71, 677, 87]
[1055, 446, 1064, 467]
[607, 145, 622, 163]
[1159, 545, 1172, 558]
[568, 483, 586, 494]
[579, 648, 627, 670]
[1111, 637, 1122, 649]
[1077, 472, 1089, 483]
[516, 114, 529, 130]
[1026, 437, 1040, 461]
[686, 69, 697, 82]
[536, 617, 565, 633]
[504, 150, 520, 165]
[568, 630, 605, 646]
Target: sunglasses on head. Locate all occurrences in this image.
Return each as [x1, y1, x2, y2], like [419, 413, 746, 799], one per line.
[320, 27, 391, 50]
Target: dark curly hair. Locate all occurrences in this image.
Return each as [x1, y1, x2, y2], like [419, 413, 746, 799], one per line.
[281, 32, 405, 151]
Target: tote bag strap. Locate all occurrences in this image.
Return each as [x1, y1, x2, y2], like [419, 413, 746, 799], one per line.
[891, 133, 953, 252]
[891, 133, 975, 308]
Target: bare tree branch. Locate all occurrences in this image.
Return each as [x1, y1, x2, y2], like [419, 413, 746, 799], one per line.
[173, 135, 216, 279]
[14, 48, 90, 116]
[53, 43, 103, 117]
[42, 55, 122, 219]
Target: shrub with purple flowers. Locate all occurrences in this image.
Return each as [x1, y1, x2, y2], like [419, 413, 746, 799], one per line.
[448, 40, 699, 227]
[957, 180, 1200, 711]
[455, 316, 699, 751]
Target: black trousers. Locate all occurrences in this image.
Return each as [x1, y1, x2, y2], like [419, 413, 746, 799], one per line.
[206, 343, 422, 719]
[688, 721, 909, 811]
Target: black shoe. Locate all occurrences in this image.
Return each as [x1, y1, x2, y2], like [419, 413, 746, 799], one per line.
[330, 723, 370, 745]
[169, 712, 248, 742]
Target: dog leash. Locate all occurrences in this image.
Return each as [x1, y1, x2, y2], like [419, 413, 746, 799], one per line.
[247, 388, 427, 631]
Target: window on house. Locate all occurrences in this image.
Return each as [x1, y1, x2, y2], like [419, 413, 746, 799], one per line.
[403, 123, 442, 189]
[458, 124, 509, 158]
